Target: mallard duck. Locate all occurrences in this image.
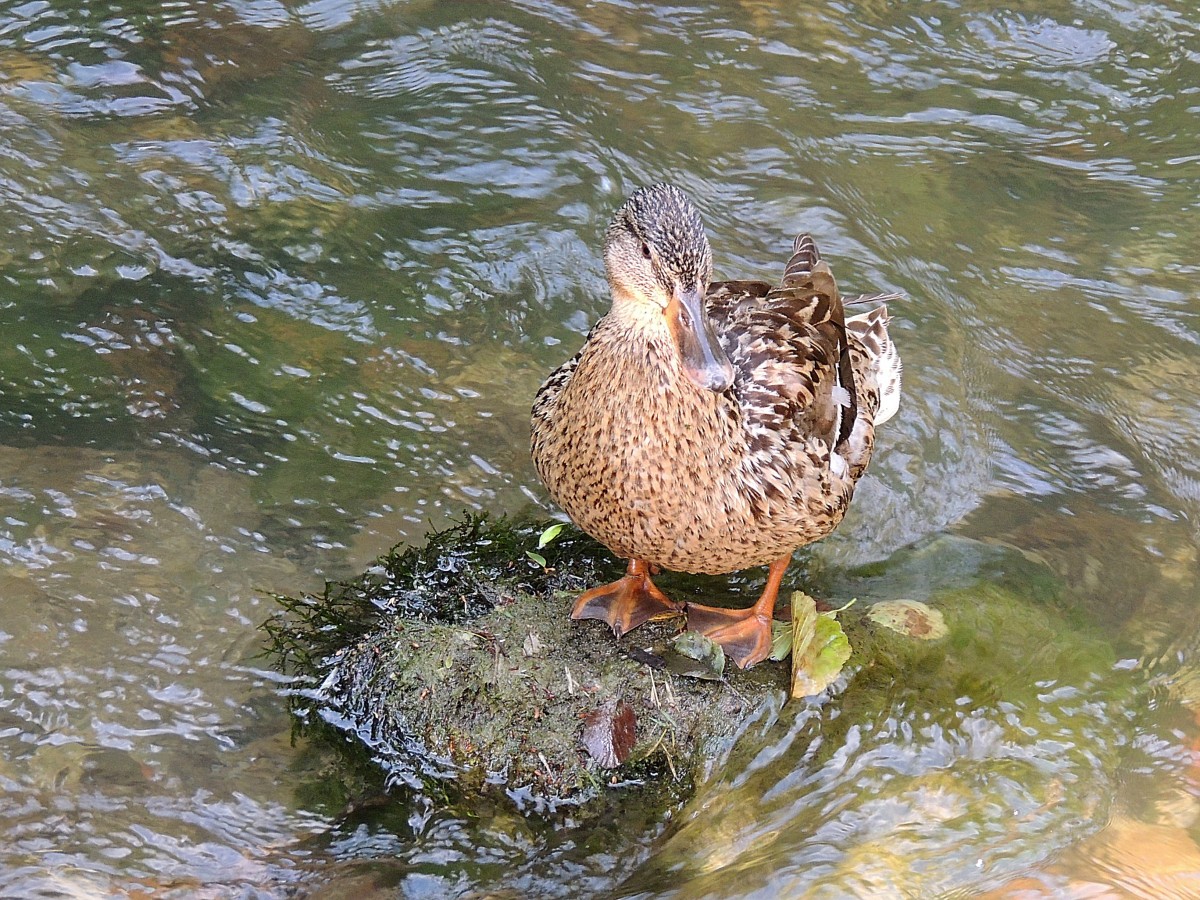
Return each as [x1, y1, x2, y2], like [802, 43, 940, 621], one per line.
[530, 183, 901, 669]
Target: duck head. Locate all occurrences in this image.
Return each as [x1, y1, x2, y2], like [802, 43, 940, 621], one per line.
[603, 183, 735, 394]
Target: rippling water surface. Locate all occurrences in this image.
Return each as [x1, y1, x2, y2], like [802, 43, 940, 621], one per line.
[1, 0, 1199, 896]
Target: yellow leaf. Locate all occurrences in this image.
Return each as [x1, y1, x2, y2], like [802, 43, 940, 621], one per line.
[790, 591, 851, 699]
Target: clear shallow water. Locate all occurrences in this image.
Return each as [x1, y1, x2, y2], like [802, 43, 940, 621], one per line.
[0, 0, 1198, 896]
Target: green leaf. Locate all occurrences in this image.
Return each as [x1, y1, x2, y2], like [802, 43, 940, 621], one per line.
[537, 523, 566, 549]
[790, 591, 851, 698]
[769, 620, 793, 661]
[666, 631, 727, 680]
[525, 550, 547, 567]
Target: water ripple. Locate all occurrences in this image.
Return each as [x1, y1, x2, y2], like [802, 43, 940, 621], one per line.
[1, 0, 1199, 895]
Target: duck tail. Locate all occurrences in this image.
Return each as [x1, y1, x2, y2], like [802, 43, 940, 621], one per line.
[846, 305, 902, 426]
[780, 233, 821, 286]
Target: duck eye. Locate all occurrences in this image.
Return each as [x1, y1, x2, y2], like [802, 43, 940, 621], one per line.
[640, 242, 652, 259]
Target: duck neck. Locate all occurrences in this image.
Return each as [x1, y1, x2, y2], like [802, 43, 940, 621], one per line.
[597, 300, 688, 393]
[605, 292, 669, 332]
[575, 307, 731, 441]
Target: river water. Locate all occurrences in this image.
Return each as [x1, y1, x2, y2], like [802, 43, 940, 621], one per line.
[1, 1, 1198, 897]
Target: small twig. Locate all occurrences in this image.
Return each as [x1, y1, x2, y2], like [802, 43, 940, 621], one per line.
[663, 743, 677, 780]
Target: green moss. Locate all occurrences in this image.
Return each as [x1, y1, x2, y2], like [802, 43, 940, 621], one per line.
[262, 513, 611, 679]
[263, 513, 785, 811]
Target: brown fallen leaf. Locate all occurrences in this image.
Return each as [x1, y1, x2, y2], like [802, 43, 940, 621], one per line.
[581, 699, 636, 769]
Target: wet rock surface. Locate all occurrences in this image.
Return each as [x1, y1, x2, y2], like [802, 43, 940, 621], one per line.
[266, 515, 788, 812]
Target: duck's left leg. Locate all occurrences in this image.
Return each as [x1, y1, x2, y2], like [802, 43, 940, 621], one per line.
[685, 556, 789, 669]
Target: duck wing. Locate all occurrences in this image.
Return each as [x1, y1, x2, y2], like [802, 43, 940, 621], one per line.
[704, 235, 853, 453]
[781, 234, 857, 445]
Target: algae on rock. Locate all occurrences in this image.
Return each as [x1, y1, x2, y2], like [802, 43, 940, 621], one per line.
[264, 514, 787, 810]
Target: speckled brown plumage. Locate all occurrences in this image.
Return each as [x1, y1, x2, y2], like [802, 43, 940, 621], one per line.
[530, 183, 901, 666]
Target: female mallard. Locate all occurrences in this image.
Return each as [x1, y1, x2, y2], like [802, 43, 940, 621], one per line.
[530, 183, 901, 669]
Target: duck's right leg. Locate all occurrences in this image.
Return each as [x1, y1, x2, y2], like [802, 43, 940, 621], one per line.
[571, 558, 684, 637]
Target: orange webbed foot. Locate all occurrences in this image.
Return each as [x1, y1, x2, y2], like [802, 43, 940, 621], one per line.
[684, 603, 774, 669]
[684, 555, 792, 670]
[572, 559, 683, 637]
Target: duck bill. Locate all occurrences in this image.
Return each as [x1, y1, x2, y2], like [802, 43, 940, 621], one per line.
[667, 287, 734, 393]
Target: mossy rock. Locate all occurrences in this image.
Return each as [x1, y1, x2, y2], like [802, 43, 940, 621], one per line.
[265, 514, 788, 812]
[320, 594, 786, 809]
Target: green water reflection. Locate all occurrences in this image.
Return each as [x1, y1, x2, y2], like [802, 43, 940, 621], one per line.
[1, 0, 1198, 896]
